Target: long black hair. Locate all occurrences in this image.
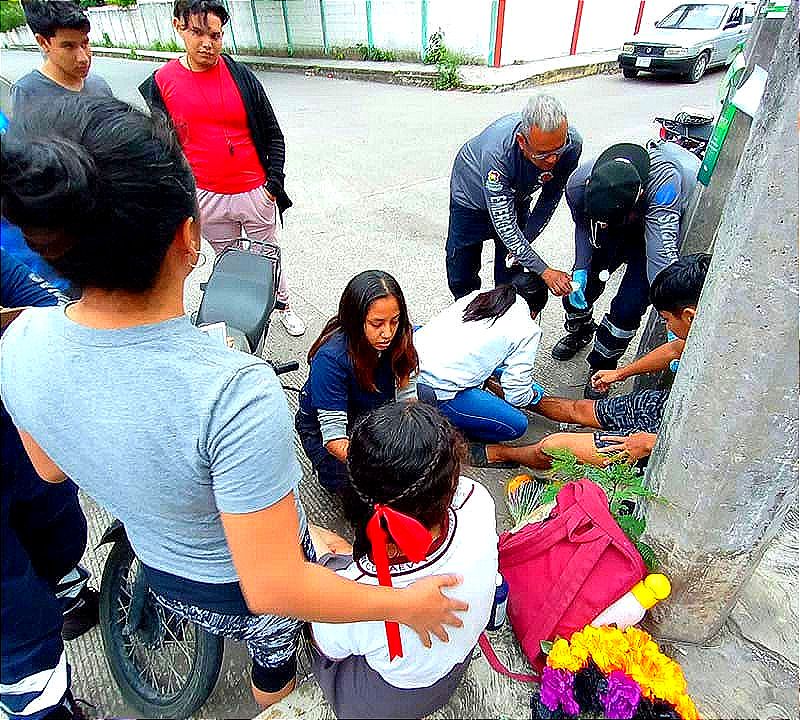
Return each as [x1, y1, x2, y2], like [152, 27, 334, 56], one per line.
[307, 270, 418, 392]
[462, 270, 548, 324]
[1, 95, 197, 293]
[344, 402, 464, 561]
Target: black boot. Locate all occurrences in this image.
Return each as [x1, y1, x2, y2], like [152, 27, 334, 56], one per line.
[62, 586, 99, 641]
[551, 322, 597, 361]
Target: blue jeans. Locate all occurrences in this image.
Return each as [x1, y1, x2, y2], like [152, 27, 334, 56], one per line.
[429, 385, 528, 443]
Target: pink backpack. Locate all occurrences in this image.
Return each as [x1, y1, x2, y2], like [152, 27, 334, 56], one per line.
[479, 478, 646, 680]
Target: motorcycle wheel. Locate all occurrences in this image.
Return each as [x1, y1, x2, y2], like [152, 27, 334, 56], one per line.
[99, 541, 224, 719]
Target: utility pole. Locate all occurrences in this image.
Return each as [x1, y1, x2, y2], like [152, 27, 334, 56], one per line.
[643, 0, 798, 642]
[633, 0, 791, 392]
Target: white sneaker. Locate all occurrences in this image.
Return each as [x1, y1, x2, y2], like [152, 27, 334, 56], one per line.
[278, 307, 306, 336]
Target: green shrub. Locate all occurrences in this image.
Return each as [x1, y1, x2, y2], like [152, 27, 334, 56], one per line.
[0, 0, 26, 33]
[149, 38, 181, 52]
[81, 0, 137, 7]
[355, 43, 396, 62]
[544, 448, 666, 570]
[423, 28, 445, 64]
[424, 30, 471, 90]
[433, 57, 460, 90]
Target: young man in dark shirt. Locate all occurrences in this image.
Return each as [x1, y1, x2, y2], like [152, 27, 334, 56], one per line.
[11, 1, 112, 118]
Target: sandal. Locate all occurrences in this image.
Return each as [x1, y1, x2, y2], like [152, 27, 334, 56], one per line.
[467, 443, 518, 469]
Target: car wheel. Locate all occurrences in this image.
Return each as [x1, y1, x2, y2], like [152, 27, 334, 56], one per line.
[622, 68, 639, 79]
[686, 52, 709, 83]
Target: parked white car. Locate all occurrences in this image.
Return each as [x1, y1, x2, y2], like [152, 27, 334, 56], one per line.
[618, 2, 756, 83]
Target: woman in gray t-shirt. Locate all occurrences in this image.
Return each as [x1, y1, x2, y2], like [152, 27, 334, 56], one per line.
[0, 96, 467, 710]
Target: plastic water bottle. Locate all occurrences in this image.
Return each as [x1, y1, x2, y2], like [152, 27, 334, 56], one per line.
[487, 573, 509, 630]
[591, 573, 671, 629]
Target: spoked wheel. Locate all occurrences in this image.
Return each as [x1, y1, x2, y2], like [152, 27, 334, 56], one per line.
[99, 541, 224, 718]
[686, 52, 709, 83]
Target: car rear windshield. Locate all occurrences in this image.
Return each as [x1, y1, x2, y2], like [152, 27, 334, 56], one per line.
[657, 3, 728, 29]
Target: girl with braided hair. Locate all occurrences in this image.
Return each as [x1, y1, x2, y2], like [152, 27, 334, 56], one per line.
[311, 402, 499, 719]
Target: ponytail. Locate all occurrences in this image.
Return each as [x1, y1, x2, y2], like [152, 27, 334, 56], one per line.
[461, 270, 549, 324]
[461, 285, 517, 324]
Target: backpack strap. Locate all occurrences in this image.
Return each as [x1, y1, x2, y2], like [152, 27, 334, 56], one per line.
[478, 633, 539, 683]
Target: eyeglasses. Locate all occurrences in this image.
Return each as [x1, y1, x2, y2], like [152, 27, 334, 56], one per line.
[527, 138, 572, 161]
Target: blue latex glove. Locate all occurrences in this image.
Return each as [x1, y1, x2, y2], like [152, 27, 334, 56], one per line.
[568, 268, 588, 310]
[667, 329, 680, 373]
[529, 382, 545, 405]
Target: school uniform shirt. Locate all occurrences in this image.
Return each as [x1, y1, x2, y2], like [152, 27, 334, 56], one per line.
[311, 476, 498, 689]
[415, 292, 542, 407]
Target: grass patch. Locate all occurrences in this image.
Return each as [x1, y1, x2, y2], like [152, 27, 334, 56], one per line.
[0, 0, 26, 33]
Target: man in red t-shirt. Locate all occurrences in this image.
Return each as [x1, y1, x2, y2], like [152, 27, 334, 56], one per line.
[139, 0, 305, 336]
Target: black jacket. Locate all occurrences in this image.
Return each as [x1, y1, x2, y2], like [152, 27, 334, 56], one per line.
[138, 54, 292, 215]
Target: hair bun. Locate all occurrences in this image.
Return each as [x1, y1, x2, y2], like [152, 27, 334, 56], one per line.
[2, 133, 98, 255]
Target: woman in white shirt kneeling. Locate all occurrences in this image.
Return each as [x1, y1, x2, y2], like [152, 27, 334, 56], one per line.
[414, 270, 548, 463]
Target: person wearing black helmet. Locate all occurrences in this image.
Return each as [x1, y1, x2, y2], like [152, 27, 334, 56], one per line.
[551, 141, 700, 399]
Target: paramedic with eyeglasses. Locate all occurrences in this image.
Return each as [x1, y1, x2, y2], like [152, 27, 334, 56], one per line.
[445, 94, 582, 300]
[551, 142, 700, 400]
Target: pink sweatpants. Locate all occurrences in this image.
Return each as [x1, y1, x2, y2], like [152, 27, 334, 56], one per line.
[197, 185, 290, 307]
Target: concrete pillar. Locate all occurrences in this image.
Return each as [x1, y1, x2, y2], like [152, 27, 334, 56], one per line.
[632, 1, 789, 392]
[644, 0, 798, 643]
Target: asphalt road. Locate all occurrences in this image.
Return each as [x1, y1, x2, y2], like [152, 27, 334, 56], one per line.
[0, 49, 721, 719]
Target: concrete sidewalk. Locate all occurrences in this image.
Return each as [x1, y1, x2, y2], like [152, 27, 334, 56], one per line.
[5, 44, 619, 91]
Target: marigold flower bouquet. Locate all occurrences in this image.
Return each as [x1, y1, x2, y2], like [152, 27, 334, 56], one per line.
[531, 626, 700, 720]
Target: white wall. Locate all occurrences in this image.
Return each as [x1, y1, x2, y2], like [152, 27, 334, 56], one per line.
[4, 0, 689, 63]
[286, 0, 325, 50]
[576, 0, 643, 53]
[324, 0, 368, 47]
[501, 0, 577, 65]
[371, 0, 421, 53]
[426, 0, 494, 60]
[0, 24, 35, 48]
[501, 0, 684, 64]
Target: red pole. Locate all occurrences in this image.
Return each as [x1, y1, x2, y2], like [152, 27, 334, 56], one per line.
[570, 0, 584, 55]
[492, 0, 507, 68]
[634, 0, 646, 35]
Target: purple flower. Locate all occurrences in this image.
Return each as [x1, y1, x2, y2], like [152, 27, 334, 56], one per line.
[599, 670, 642, 720]
[540, 666, 580, 716]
